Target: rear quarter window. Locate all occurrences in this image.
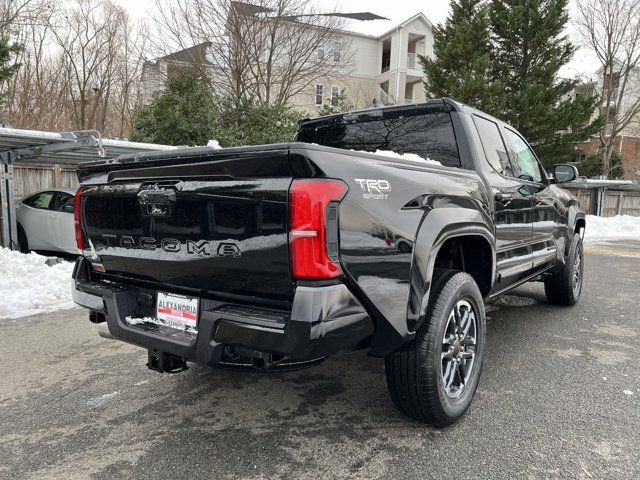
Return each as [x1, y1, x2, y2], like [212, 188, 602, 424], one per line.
[22, 191, 55, 210]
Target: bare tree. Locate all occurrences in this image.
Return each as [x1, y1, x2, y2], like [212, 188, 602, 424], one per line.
[3, 0, 147, 136]
[0, 0, 49, 34]
[150, 0, 354, 107]
[575, 0, 640, 176]
[2, 3, 70, 130]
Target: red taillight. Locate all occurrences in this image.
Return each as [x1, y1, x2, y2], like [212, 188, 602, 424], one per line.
[289, 179, 347, 279]
[74, 186, 83, 254]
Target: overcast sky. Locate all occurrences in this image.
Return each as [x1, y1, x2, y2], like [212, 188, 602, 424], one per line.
[113, 0, 598, 78]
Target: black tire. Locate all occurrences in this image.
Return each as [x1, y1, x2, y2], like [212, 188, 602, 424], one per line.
[544, 233, 583, 306]
[385, 269, 486, 427]
[398, 241, 411, 253]
[17, 225, 29, 253]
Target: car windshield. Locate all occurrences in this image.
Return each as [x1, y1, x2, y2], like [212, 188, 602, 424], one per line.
[296, 104, 461, 168]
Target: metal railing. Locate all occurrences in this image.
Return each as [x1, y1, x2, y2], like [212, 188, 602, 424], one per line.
[407, 52, 416, 69]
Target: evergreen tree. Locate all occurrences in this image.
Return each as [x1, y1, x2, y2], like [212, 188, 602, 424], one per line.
[212, 99, 302, 147]
[0, 36, 23, 110]
[578, 150, 624, 179]
[130, 70, 218, 146]
[419, 0, 493, 109]
[318, 90, 353, 116]
[488, 0, 601, 166]
[130, 69, 302, 147]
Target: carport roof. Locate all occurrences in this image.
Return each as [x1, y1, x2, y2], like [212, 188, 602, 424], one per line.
[0, 127, 177, 165]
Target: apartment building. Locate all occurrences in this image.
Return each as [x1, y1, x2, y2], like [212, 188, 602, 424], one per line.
[574, 65, 640, 178]
[141, 12, 435, 113]
[291, 13, 435, 111]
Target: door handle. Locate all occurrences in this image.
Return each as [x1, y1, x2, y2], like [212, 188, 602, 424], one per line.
[494, 193, 513, 203]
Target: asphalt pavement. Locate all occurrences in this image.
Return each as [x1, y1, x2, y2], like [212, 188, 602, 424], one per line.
[0, 245, 639, 479]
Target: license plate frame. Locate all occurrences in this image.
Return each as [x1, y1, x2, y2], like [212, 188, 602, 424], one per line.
[156, 291, 199, 331]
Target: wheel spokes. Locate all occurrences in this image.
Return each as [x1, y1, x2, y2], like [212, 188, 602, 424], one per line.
[443, 360, 456, 389]
[461, 335, 476, 347]
[457, 361, 467, 383]
[453, 304, 462, 329]
[461, 310, 474, 337]
[460, 350, 474, 359]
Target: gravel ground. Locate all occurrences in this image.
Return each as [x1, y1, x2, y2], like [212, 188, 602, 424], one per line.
[0, 245, 638, 479]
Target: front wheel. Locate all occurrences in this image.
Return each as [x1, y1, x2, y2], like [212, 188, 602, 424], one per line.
[385, 269, 486, 427]
[544, 233, 583, 306]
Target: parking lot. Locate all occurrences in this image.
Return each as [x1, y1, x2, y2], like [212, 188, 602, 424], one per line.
[1, 245, 639, 480]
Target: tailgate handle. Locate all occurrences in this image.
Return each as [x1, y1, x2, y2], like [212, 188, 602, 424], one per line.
[137, 188, 176, 205]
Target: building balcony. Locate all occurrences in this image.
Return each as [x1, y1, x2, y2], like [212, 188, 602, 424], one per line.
[407, 52, 416, 69]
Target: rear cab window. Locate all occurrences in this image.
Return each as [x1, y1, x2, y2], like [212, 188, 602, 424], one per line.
[296, 104, 461, 168]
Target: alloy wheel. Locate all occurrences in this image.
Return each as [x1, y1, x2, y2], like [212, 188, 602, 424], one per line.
[441, 299, 477, 399]
[572, 245, 583, 296]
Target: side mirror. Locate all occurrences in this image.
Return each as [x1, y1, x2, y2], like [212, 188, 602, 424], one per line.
[63, 205, 74, 213]
[553, 164, 578, 184]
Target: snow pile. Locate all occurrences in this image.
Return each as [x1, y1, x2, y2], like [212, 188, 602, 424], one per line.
[0, 248, 76, 320]
[584, 215, 640, 243]
[357, 150, 442, 165]
[207, 139, 222, 149]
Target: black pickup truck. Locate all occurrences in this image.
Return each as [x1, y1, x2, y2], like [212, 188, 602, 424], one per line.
[72, 98, 585, 426]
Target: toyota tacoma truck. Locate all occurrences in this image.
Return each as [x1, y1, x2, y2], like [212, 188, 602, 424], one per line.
[72, 98, 585, 426]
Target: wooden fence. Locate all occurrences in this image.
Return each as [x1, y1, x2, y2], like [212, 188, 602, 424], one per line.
[564, 185, 640, 217]
[13, 163, 79, 198]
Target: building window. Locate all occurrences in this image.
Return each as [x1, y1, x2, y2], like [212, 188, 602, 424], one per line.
[317, 48, 324, 60]
[575, 151, 587, 163]
[315, 84, 323, 106]
[333, 51, 340, 62]
[331, 86, 340, 105]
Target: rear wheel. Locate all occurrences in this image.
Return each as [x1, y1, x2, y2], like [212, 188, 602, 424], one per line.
[544, 233, 583, 306]
[17, 225, 29, 253]
[385, 269, 486, 427]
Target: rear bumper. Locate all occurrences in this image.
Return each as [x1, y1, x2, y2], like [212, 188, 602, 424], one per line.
[72, 258, 373, 367]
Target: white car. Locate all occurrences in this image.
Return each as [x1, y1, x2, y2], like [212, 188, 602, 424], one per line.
[16, 188, 79, 255]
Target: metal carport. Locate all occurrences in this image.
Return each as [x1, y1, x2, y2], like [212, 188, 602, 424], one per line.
[0, 127, 176, 250]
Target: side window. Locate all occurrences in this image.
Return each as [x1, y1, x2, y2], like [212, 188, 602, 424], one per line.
[24, 191, 55, 210]
[473, 116, 514, 176]
[503, 129, 543, 183]
[53, 192, 74, 212]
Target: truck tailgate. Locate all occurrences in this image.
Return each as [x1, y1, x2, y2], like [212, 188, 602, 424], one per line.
[80, 158, 293, 302]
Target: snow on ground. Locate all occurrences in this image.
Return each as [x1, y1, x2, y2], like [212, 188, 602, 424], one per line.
[0, 248, 76, 320]
[584, 215, 640, 243]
